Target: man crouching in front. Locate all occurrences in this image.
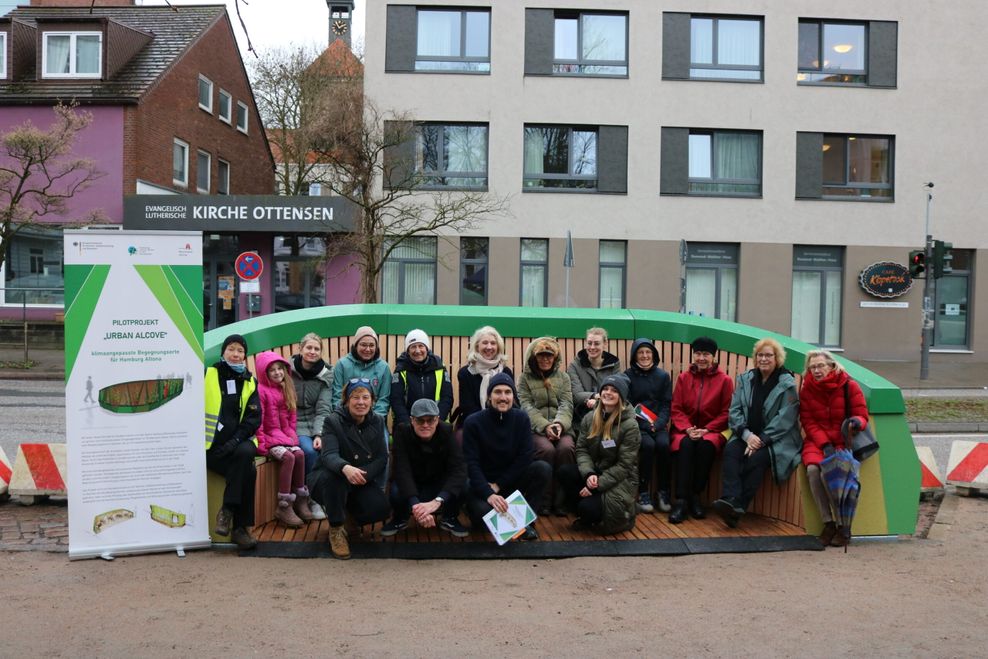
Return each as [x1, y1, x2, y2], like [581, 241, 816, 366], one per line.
[462, 373, 550, 540]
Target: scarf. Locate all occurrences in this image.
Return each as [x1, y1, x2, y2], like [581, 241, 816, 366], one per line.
[468, 355, 506, 407]
[293, 354, 325, 380]
[224, 360, 246, 374]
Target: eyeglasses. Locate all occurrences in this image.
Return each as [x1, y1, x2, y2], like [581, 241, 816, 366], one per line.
[755, 353, 776, 360]
[412, 416, 439, 425]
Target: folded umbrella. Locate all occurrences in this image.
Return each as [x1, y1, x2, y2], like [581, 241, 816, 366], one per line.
[820, 448, 861, 552]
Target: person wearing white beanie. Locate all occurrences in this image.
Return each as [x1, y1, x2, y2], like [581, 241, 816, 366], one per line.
[391, 328, 453, 426]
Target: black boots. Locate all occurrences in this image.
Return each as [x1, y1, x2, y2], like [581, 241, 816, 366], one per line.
[669, 500, 687, 524]
[669, 495, 706, 524]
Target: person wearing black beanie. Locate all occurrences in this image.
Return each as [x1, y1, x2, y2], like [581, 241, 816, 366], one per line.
[668, 336, 734, 523]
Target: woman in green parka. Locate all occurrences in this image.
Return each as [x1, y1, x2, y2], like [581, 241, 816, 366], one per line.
[557, 373, 640, 535]
[712, 337, 802, 529]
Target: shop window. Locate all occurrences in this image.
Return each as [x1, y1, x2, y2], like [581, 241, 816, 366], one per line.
[520, 238, 548, 307]
[934, 250, 972, 348]
[1, 227, 65, 306]
[460, 237, 489, 305]
[599, 240, 626, 309]
[791, 246, 843, 347]
[684, 242, 737, 321]
[272, 236, 327, 312]
[381, 236, 437, 304]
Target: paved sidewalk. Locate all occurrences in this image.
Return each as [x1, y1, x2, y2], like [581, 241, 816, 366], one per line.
[0, 500, 68, 552]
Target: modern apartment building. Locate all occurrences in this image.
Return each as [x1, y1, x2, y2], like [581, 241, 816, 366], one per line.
[364, 1, 987, 364]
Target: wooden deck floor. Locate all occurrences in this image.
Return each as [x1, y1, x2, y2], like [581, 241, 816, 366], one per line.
[253, 510, 806, 546]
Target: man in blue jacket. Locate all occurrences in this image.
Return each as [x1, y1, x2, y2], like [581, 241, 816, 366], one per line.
[463, 372, 550, 540]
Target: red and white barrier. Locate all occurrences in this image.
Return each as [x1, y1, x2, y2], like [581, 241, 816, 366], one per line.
[946, 440, 988, 496]
[0, 446, 11, 496]
[8, 443, 67, 500]
[915, 446, 944, 494]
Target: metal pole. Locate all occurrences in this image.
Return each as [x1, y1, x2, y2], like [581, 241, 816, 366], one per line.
[919, 184, 934, 380]
[21, 293, 28, 363]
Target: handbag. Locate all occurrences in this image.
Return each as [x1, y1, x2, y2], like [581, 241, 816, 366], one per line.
[843, 382, 879, 461]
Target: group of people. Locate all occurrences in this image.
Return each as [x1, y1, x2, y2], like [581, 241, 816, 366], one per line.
[205, 325, 869, 555]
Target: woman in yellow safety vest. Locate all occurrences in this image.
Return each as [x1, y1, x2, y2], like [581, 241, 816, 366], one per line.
[205, 334, 261, 549]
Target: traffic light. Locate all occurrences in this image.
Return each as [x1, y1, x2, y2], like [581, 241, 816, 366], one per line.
[908, 250, 926, 278]
[933, 240, 953, 279]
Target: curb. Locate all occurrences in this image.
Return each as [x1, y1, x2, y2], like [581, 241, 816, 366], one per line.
[910, 422, 988, 434]
[0, 371, 65, 381]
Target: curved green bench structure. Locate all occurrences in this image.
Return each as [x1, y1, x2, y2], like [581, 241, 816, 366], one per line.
[205, 304, 920, 537]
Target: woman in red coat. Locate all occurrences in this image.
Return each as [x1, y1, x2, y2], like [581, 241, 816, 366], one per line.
[799, 349, 869, 548]
[669, 337, 734, 523]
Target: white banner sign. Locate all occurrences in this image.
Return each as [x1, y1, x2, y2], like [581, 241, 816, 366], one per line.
[64, 230, 209, 559]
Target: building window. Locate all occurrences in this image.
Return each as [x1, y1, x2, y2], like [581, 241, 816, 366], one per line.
[688, 130, 761, 196]
[553, 11, 628, 76]
[798, 20, 865, 84]
[823, 134, 892, 199]
[599, 240, 626, 309]
[460, 237, 489, 305]
[218, 89, 232, 124]
[684, 243, 737, 321]
[172, 139, 189, 187]
[415, 123, 488, 189]
[0, 33, 7, 78]
[273, 236, 327, 312]
[934, 250, 972, 348]
[306, 182, 322, 196]
[1, 227, 64, 306]
[381, 236, 437, 304]
[415, 8, 490, 72]
[42, 32, 102, 78]
[689, 15, 762, 81]
[791, 246, 843, 347]
[524, 126, 597, 190]
[217, 159, 230, 195]
[236, 101, 249, 133]
[520, 238, 548, 307]
[196, 150, 211, 193]
[198, 74, 213, 112]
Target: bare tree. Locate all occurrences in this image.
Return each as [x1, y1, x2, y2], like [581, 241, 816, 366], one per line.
[252, 44, 510, 303]
[0, 103, 106, 273]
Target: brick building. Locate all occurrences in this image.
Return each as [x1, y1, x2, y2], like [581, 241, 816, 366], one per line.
[0, 1, 274, 325]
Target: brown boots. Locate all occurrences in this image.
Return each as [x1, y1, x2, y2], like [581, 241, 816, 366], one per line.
[294, 487, 315, 523]
[329, 525, 350, 559]
[275, 493, 304, 528]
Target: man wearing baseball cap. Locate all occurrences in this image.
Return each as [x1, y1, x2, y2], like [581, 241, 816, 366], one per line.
[381, 398, 468, 537]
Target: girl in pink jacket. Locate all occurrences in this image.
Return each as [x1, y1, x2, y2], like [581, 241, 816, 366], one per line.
[255, 351, 314, 528]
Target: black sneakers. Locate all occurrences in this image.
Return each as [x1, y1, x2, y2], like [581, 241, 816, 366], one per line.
[380, 518, 409, 537]
[712, 498, 744, 529]
[521, 524, 539, 541]
[439, 518, 470, 538]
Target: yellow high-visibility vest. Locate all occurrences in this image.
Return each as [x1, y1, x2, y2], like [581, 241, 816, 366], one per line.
[204, 366, 258, 450]
[399, 368, 445, 417]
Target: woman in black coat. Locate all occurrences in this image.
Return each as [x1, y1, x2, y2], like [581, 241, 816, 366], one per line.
[624, 338, 673, 514]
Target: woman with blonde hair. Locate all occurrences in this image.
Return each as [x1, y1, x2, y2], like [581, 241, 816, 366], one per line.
[289, 332, 333, 519]
[456, 326, 513, 428]
[799, 348, 868, 548]
[713, 338, 802, 529]
[557, 373, 640, 534]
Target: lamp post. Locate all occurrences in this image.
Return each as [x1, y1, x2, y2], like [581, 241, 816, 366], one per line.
[920, 182, 935, 380]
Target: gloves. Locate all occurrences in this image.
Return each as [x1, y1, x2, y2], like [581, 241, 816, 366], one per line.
[211, 437, 240, 458]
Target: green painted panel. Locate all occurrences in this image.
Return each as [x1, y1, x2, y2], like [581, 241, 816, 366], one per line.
[63, 264, 111, 381]
[872, 413, 921, 535]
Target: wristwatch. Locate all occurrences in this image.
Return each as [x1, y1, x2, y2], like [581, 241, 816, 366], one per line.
[434, 496, 445, 504]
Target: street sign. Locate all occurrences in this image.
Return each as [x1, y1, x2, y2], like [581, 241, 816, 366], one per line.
[235, 251, 263, 281]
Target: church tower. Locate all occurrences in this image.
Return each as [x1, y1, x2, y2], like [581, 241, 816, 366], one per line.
[327, 1, 355, 48]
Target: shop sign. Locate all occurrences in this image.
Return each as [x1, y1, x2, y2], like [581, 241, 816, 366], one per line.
[124, 195, 356, 232]
[859, 261, 913, 298]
